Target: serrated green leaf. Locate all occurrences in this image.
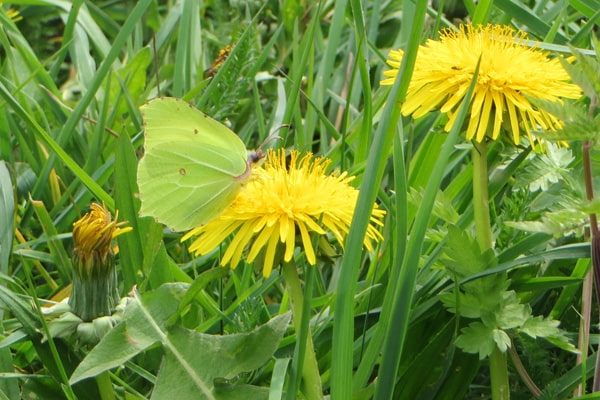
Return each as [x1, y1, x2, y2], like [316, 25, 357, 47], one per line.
[408, 187, 460, 224]
[505, 208, 587, 237]
[544, 335, 579, 354]
[580, 197, 600, 215]
[443, 225, 498, 278]
[534, 119, 600, 142]
[519, 316, 578, 353]
[455, 322, 496, 360]
[512, 143, 573, 192]
[564, 48, 600, 98]
[520, 315, 561, 338]
[496, 295, 530, 330]
[491, 329, 511, 353]
[439, 292, 483, 319]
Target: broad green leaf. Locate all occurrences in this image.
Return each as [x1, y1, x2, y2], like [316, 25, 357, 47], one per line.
[151, 313, 291, 399]
[71, 282, 291, 400]
[214, 382, 271, 400]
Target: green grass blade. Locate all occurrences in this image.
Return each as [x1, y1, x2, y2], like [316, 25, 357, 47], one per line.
[331, 1, 428, 397]
[0, 162, 14, 275]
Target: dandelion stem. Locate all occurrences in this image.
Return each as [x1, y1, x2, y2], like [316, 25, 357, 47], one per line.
[472, 140, 492, 251]
[281, 261, 322, 400]
[472, 140, 509, 400]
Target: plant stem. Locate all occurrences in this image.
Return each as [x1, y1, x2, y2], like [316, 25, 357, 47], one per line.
[96, 371, 115, 400]
[281, 261, 322, 400]
[472, 140, 492, 251]
[472, 140, 509, 400]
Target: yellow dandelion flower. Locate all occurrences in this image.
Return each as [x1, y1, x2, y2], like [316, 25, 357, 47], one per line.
[71, 203, 131, 321]
[182, 149, 386, 277]
[381, 24, 581, 144]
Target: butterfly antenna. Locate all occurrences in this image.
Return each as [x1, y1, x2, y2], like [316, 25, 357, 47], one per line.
[257, 124, 290, 150]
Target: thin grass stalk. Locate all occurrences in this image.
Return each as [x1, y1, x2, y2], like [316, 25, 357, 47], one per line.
[581, 93, 600, 392]
[281, 2, 323, 148]
[352, 124, 408, 392]
[349, 0, 371, 164]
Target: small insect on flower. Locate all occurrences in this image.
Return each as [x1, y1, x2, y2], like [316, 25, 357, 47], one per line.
[183, 149, 386, 277]
[381, 24, 581, 145]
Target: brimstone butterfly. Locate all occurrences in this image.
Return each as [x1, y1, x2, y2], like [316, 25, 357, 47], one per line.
[137, 97, 261, 231]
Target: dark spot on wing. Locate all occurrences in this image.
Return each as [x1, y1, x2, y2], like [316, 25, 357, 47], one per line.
[179, 168, 186, 176]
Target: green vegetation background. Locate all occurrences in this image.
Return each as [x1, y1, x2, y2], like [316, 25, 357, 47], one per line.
[0, 1, 599, 399]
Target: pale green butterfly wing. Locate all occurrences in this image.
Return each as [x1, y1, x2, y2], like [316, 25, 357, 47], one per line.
[137, 97, 250, 231]
[141, 97, 248, 155]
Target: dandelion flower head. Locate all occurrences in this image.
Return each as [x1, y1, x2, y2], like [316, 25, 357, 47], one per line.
[183, 149, 386, 277]
[381, 24, 581, 144]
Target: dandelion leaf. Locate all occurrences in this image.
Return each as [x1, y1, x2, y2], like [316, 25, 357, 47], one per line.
[70, 283, 290, 399]
[151, 313, 291, 400]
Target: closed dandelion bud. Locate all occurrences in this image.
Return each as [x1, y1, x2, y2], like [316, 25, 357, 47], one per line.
[69, 203, 131, 321]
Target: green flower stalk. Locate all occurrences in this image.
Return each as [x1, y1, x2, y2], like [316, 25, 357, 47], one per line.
[69, 203, 131, 322]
